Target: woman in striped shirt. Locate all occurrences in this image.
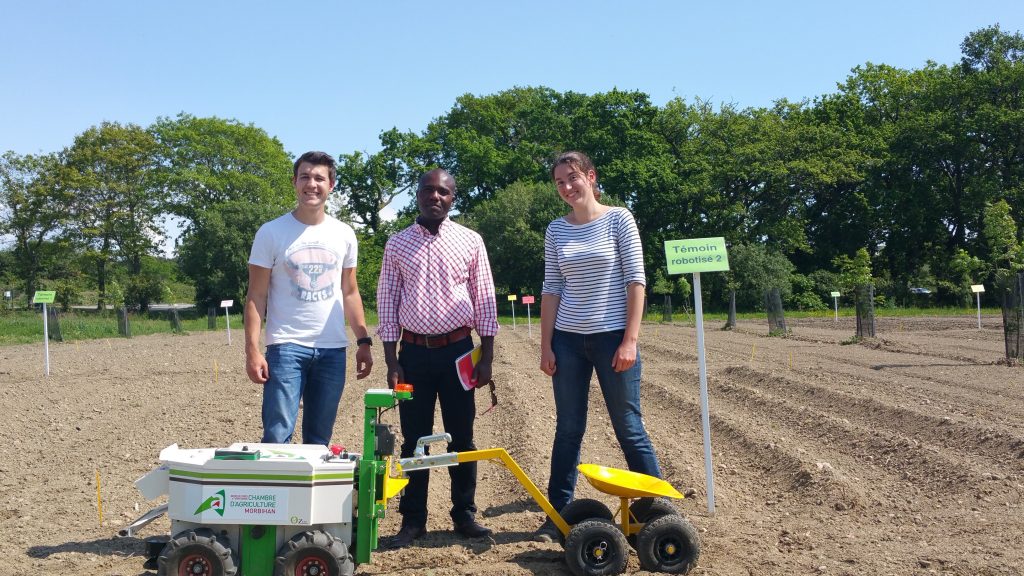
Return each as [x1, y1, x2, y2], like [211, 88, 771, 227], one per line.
[534, 151, 662, 541]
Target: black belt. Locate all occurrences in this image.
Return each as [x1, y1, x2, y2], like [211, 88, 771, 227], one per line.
[401, 326, 472, 348]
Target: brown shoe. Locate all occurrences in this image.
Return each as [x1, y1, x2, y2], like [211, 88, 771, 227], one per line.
[385, 524, 426, 549]
[454, 520, 493, 539]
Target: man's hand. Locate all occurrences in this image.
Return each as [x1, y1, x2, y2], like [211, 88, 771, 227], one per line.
[386, 360, 404, 390]
[472, 359, 493, 388]
[355, 345, 373, 379]
[246, 352, 269, 384]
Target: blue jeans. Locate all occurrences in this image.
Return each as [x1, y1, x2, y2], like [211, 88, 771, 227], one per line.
[261, 343, 346, 446]
[548, 329, 661, 512]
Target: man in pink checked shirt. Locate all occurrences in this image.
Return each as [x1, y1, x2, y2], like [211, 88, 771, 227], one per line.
[376, 168, 499, 549]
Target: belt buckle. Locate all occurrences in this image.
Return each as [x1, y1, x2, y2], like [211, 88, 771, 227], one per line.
[424, 333, 445, 349]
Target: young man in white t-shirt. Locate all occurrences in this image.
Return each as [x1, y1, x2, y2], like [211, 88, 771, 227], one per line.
[244, 151, 373, 445]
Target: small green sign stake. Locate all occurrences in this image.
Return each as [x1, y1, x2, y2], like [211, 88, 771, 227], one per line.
[664, 238, 729, 515]
[33, 291, 57, 376]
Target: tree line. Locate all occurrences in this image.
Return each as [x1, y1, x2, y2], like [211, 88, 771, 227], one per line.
[2, 25, 1022, 313]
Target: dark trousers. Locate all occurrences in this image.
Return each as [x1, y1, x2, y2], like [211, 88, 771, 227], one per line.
[397, 337, 477, 527]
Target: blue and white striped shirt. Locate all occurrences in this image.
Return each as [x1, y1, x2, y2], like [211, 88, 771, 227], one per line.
[542, 207, 646, 334]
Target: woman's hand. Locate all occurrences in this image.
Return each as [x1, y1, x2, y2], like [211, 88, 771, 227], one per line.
[540, 347, 557, 376]
[611, 340, 637, 372]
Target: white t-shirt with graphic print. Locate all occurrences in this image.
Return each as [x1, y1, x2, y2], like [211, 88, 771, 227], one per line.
[249, 212, 358, 348]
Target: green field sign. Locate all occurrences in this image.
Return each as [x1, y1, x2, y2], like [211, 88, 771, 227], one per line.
[33, 291, 56, 304]
[664, 237, 729, 274]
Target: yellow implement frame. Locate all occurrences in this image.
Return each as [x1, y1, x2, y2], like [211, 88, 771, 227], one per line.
[407, 449, 687, 539]
[453, 448, 572, 536]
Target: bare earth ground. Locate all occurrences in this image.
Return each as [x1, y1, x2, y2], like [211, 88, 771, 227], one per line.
[1, 315, 1022, 576]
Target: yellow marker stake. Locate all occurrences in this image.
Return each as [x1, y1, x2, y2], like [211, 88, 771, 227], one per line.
[789, 351, 793, 369]
[96, 469, 103, 526]
[214, 359, 219, 384]
[105, 339, 111, 349]
[750, 343, 756, 361]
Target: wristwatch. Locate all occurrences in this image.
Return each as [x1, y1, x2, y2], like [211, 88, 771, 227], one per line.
[356, 337, 373, 347]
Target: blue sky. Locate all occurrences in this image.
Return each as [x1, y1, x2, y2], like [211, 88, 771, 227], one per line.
[2, 1, 1022, 160]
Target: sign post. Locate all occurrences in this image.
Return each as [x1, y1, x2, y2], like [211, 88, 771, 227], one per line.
[507, 294, 517, 330]
[220, 300, 234, 345]
[33, 291, 57, 376]
[522, 295, 535, 338]
[971, 285, 985, 330]
[664, 237, 729, 515]
[830, 291, 841, 322]
[4, 290, 10, 309]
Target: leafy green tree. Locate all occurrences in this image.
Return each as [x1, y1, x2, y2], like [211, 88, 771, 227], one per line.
[335, 129, 428, 235]
[728, 243, 795, 310]
[961, 24, 1024, 72]
[105, 280, 126, 309]
[124, 256, 177, 311]
[944, 248, 987, 306]
[651, 268, 692, 319]
[833, 248, 873, 292]
[0, 151, 71, 307]
[353, 215, 413, 310]
[651, 271, 673, 294]
[787, 273, 828, 311]
[422, 86, 569, 211]
[150, 113, 294, 227]
[62, 122, 163, 308]
[464, 180, 565, 294]
[984, 199, 1023, 271]
[960, 26, 1024, 230]
[178, 200, 286, 309]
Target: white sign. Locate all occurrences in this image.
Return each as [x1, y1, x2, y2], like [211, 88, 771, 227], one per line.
[221, 300, 234, 345]
[3, 291, 10, 298]
[196, 486, 289, 523]
[665, 237, 729, 515]
[830, 291, 840, 297]
[972, 285, 985, 330]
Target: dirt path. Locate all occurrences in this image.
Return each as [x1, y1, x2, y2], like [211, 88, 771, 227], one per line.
[1, 316, 1022, 575]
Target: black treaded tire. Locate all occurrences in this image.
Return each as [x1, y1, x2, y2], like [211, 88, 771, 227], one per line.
[556, 498, 615, 546]
[564, 518, 629, 576]
[560, 498, 614, 525]
[627, 497, 680, 546]
[636, 514, 700, 574]
[157, 528, 237, 576]
[629, 497, 679, 523]
[274, 529, 354, 576]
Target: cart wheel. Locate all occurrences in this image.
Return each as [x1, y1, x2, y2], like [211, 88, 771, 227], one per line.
[157, 528, 237, 576]
[275, 530, 354, 576]
[636, 514, 700, 574]
[630, 497, 678, 523]
[561, 498, 614, 525]
[564, 518, 629, 576]
[555, 498, 614, 545]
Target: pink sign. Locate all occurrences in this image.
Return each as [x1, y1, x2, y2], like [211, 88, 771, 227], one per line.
[521, 295, 535, 304]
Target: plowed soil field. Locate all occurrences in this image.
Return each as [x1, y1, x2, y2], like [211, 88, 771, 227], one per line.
[2, 315, 1022, 575]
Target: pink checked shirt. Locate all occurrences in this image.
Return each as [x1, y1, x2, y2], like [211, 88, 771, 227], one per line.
[376, 218, 499, 341]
